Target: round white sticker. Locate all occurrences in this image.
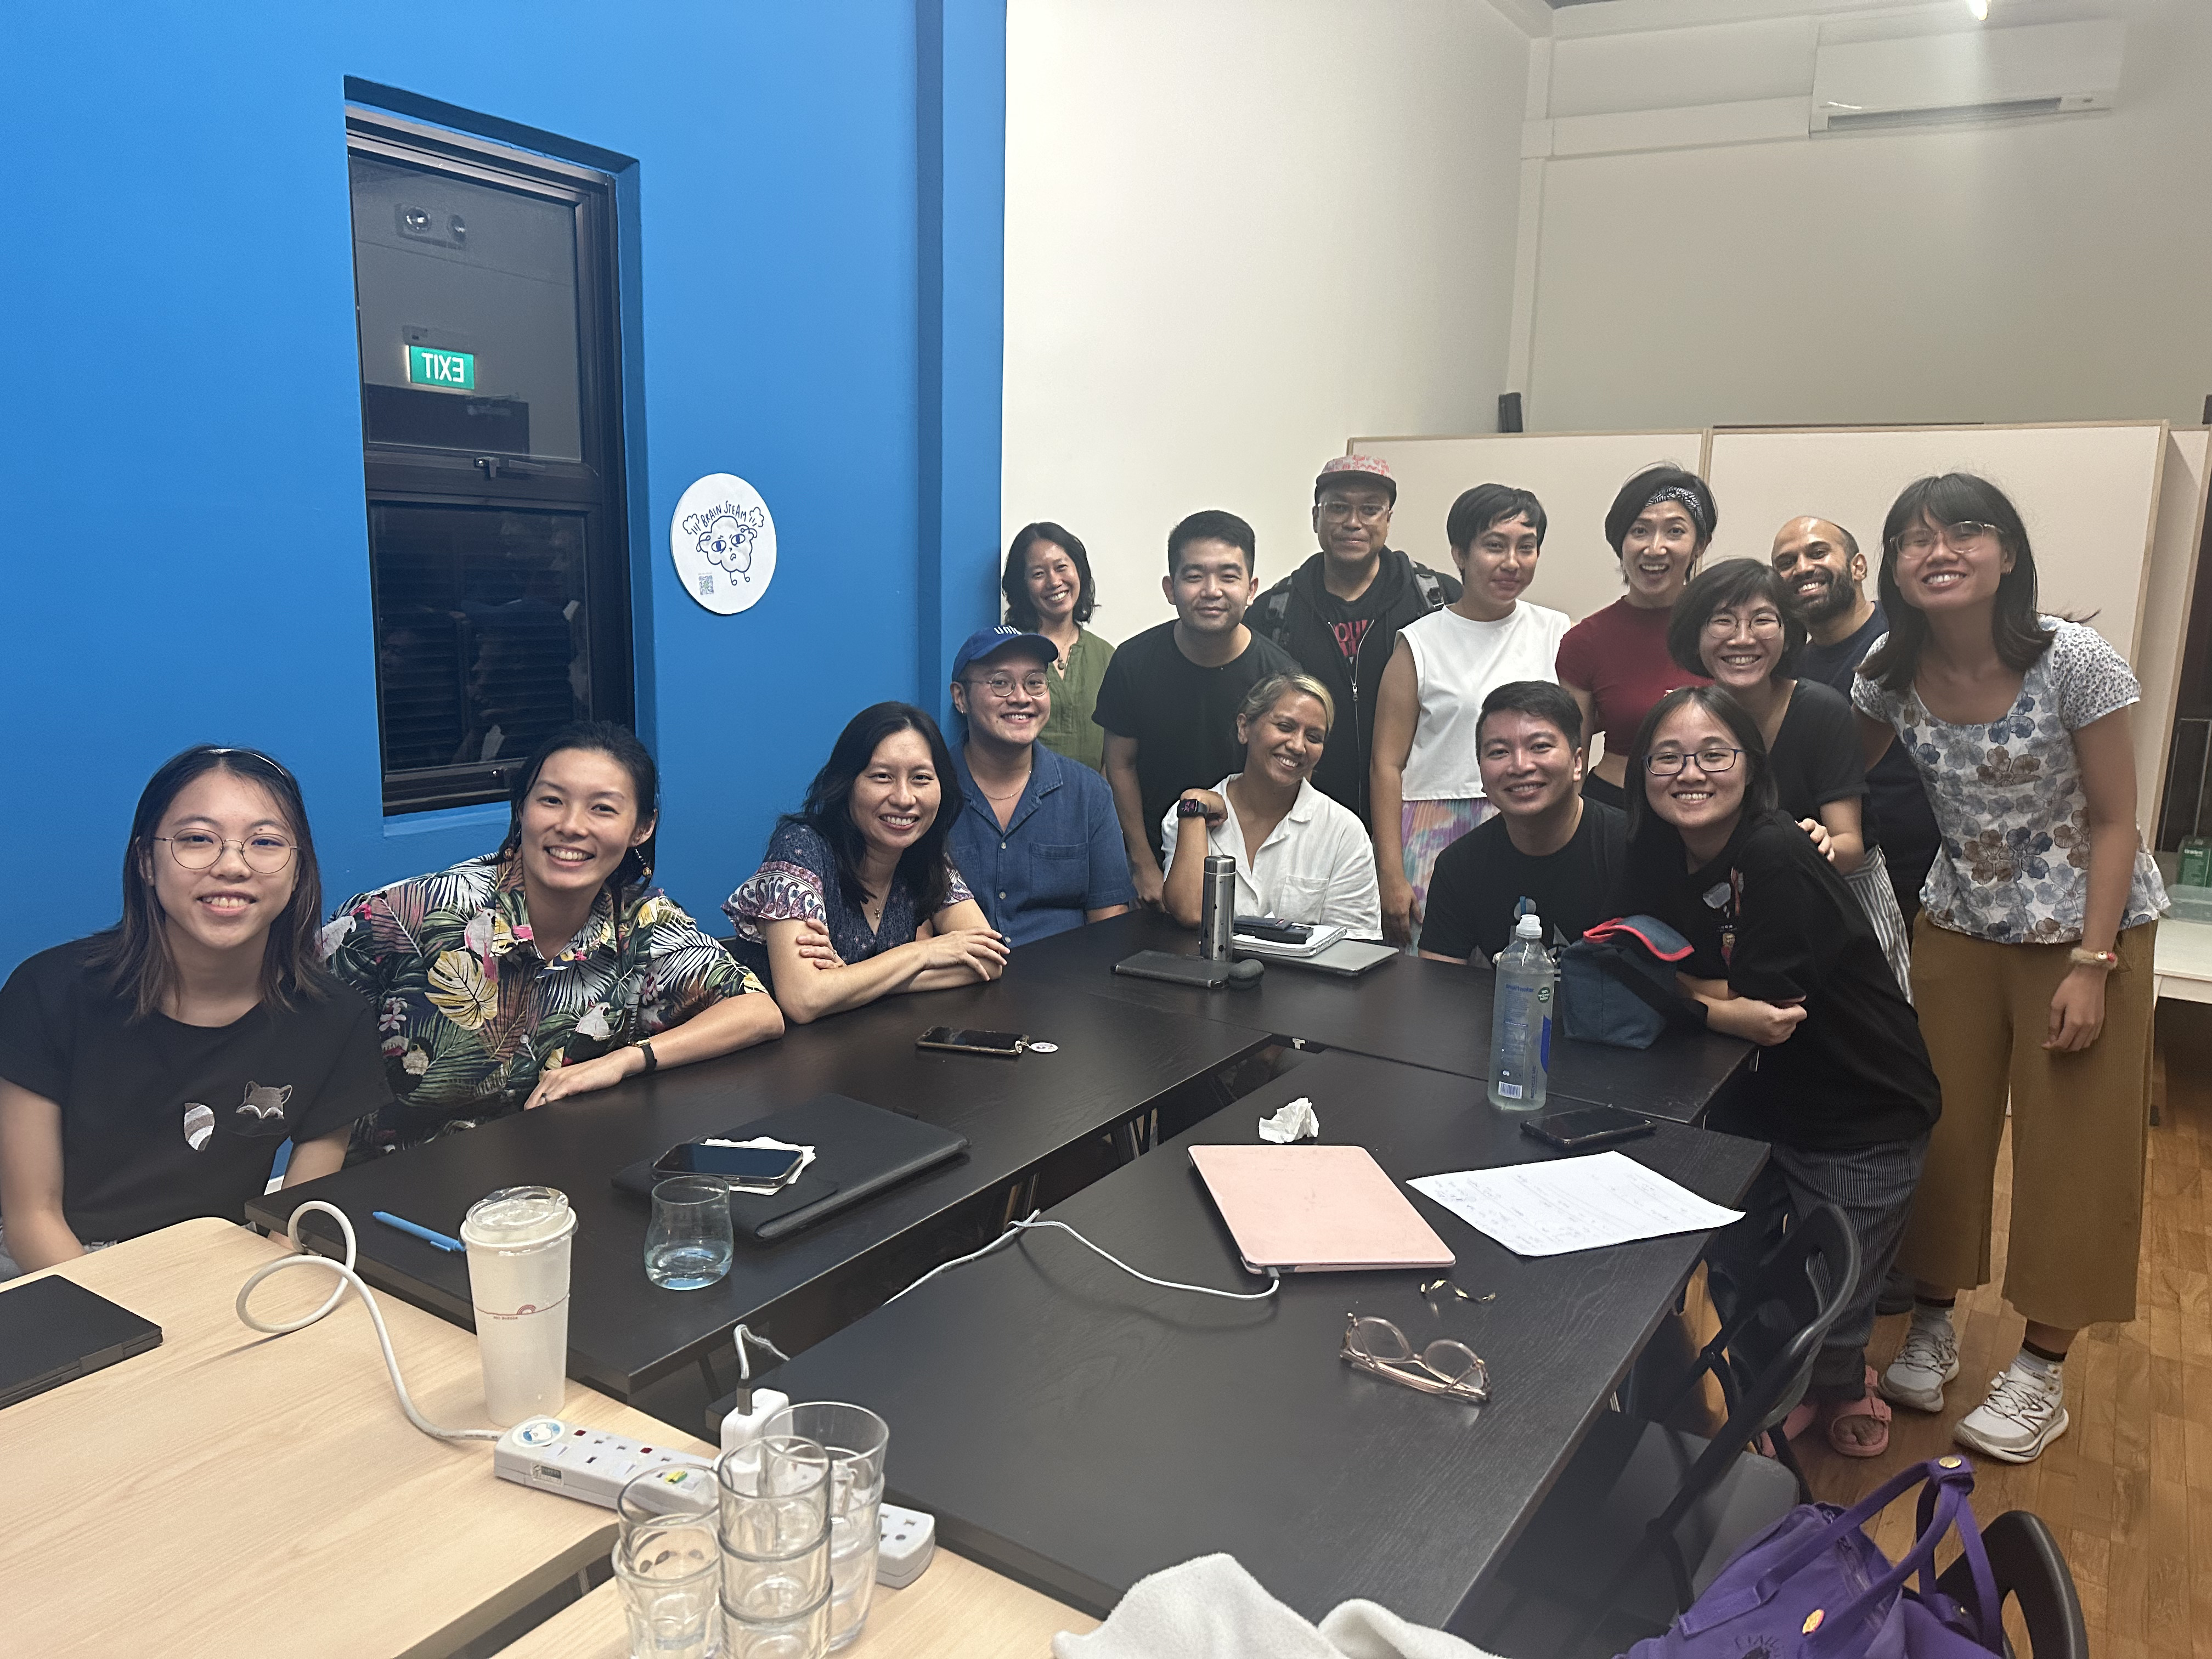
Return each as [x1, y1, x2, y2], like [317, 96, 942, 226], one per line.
[670, 473, 777, 615]
[1026, 1041, 1059, 1054]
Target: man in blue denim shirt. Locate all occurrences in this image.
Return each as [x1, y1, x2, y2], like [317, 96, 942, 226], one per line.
[947, 628, 1134, 945]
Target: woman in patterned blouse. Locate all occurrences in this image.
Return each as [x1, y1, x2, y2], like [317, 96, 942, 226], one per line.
[1853, 473, 2166, 1466]
[325, 723, 782, 1153]
[725, 703, 1008, 1023]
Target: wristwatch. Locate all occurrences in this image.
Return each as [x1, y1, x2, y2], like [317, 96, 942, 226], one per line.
[2068, 947, 2119, 970]
[1176, 797, 1212, 819]
[637, 1040, 659, 1073]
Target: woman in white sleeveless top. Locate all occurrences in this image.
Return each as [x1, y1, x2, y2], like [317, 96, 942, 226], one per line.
[1370, 485, 1568, 946]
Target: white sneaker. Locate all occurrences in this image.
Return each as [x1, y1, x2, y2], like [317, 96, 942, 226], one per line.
[1878, 1318, 1960, 1412]
[1953, 1363, 2069, 1463]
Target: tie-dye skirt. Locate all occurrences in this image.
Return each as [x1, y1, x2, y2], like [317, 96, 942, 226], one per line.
[1402, 797, 1494, 949]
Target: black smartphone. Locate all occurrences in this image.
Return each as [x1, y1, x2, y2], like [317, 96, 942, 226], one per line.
[1520, 1104, 1657, 1153]
[1234, 916, 1312, 945]
[916, 1026, 1028, 1057]
[653, 1141, 808, 1183]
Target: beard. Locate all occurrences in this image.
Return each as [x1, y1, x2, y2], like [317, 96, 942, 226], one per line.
[1793, 570, 1857, 624]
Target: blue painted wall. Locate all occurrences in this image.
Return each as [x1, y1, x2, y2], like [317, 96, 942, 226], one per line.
[0, 1, 1006, 957]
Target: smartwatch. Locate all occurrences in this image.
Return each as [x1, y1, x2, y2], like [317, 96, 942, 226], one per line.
[1176, 796, 1212, 819]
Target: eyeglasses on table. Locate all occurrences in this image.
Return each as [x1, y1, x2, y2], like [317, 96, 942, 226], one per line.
[1341, 1313, 1491, 1405]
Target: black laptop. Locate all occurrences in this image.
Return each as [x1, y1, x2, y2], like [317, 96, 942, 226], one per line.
[0, 1276, 163, 1410]
[616, 1092, 970, 1242]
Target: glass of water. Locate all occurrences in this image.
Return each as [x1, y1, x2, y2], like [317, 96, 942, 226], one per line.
[614, 1506, 721, 1659]
[646, 1176, 735, 1290]
[764, 1403, 888, 1650]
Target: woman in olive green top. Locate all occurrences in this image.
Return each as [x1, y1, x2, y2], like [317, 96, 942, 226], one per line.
[1003, 522, 1115, 773]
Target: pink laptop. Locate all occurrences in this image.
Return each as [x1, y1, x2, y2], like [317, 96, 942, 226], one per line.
[1188, 1144, 1454, 1274]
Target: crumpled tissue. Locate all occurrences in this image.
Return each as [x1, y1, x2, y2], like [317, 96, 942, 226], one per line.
[1257, 1098, 1319, 1143]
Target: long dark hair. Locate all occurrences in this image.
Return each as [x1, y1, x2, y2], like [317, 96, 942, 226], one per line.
[498, 720, 661, 906]
[1667, 559, 1808, 681]
[1624, 685, 1779, 853]
[1002, 522, 1097, 629]
[1859, 473, 2055, 694]
[87, 746, 329, 1020]
[792, 703, 960, 917]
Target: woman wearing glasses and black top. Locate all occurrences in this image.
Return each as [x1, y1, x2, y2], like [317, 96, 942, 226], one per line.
[1624, 686, 1939, 1461]
[0, 747, 391, 1277]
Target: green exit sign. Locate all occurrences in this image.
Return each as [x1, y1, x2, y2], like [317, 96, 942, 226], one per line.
[407, 345, 475, 390]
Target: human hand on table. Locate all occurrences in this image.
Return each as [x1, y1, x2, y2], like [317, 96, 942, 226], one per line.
[523, 1044, 643, 1109]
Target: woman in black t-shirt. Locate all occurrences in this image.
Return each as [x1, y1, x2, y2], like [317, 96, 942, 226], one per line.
[1624, 686, 1939, 1461]
[0, 747, 389, 1276]
[1667, 559, 1913, 995]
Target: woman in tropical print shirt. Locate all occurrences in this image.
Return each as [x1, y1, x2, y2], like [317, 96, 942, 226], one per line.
[324, 723, 782, 1154]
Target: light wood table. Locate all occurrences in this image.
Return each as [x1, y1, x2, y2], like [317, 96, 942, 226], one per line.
[0, 1218, 713, 1658]
[502, 1545, 1096, 1658]
[2152, 917, 2212, 1119]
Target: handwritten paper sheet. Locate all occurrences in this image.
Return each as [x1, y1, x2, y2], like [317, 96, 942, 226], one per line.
[1408, 1151, 1743, 1258]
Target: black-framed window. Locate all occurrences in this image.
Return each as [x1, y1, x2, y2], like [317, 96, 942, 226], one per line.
[346, 111, 633, 814]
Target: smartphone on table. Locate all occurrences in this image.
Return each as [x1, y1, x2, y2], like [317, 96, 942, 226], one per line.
[1520, 1104, 1656, 1154]
[915, 1027, 1029, 1058]
[652, 1141, 809, 1184]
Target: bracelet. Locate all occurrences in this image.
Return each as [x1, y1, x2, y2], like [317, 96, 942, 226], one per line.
[637, 1040, 658, 1074]
[2068, 947, 2119, 970]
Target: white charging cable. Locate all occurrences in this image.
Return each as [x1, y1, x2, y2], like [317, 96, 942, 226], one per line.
[732, 1322, 790, 1382]
[235, 1200, 499, 1443]
[889, 1211, 1282, 1305]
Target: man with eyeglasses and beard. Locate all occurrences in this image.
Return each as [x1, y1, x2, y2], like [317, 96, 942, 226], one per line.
[1770, 516, 1940, 932]
[1254, 456, 1460, 825]
[946, 627, 1133, 946]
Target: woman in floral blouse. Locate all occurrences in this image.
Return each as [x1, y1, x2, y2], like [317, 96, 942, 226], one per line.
[1853, 473, 2166, 1466]
[324, 723, 782, 1153]
[725, 702, 1007, 1023]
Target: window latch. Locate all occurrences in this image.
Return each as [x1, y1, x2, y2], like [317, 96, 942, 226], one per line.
[474, 455, 547, 480]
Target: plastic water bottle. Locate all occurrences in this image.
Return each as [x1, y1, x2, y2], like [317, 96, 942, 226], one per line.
[1488, 912, 1554, 1112]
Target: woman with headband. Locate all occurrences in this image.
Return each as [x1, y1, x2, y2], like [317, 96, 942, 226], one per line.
[1555, 465, 1715, 808]
[0, 746, 390, 1275]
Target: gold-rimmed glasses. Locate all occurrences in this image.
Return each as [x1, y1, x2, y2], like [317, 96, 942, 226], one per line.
[1341, 1314, 1491, 1404]
[153, 832, 297, 873]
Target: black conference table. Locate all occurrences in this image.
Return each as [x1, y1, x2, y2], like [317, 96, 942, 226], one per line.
[1017, 910, 1752, 1122]
[249, 973, 1266, 1399]
[765, 1047, 1768, 1626]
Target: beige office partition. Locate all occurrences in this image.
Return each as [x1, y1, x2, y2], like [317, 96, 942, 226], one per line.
[2140, 430, 2211, 839]
[1347, 432, 1707, 630]
[1705, 422, 2174, 830]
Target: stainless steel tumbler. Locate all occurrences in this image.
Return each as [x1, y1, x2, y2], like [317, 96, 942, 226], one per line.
[1199, 854, 1237, 960]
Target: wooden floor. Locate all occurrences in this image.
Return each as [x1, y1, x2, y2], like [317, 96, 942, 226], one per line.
[1792, 1003, 2212, 1658]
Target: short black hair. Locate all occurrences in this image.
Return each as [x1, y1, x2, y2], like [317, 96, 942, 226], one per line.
[1447, 484, 1547, 553]
[1167, 509, 1256, 575]
[1002, 522, 1097, 629]
[1476, 680, 1582, 747]
[1605, 465, 1717, 555]
[1667, 559, 1808, 681]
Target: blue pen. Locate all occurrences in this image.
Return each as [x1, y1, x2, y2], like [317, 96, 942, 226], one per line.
[373, 1210, 465, 1253]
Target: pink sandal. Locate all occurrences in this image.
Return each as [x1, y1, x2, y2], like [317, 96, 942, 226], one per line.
[1822, 1369, 1892, 1458]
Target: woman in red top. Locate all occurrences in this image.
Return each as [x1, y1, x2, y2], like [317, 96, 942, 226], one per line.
[1555, 465, 1716, 808]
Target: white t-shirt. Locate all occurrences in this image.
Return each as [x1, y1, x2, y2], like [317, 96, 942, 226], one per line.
[1397, 601, 1569, 801]
[1159, 777, 1383, 937]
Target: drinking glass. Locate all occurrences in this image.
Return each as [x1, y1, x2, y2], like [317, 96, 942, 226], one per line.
[618, 1465, 720, 1540]
[646, 1177, 735, 1290]
[716, 1436, 832, 1621]
[614, 1510, 721, 1659]
[719, 1582, 830, 1659]
[763, 1403, 888, 1650]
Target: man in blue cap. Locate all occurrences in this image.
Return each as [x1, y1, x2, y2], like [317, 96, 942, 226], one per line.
[947, 627, 1134, 945]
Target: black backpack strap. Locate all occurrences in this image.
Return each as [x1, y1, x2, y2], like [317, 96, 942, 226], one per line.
[1260, 586, 1292, 651]
[1412, 567, 1446, 612]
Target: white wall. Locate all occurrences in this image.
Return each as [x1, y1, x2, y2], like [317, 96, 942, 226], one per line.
[1520, 0, 2212, 431]
[1002, 0, 1532, 643]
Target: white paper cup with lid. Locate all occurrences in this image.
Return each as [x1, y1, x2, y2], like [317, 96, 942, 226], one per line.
[460, 1185, 578, 1425]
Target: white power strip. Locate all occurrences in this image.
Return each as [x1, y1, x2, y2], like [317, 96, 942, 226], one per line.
[877, 1501, 936, 1589]
[494, 1417, 714, 1509]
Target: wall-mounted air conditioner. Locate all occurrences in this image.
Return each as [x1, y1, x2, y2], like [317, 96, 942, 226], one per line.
[1810, 20, 2124, 134]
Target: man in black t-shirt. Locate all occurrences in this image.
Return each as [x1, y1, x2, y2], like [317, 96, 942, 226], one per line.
[1093, 510, 1298, 907]
[1420, 681, 1625, 964]
[1772, 516, 1940, 929]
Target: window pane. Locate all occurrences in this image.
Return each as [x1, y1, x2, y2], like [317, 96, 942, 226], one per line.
[349, 156, 583, 460]
[370, 505, 591, 776]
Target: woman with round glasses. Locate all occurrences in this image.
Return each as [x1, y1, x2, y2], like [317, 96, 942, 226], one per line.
[1624, 686, 1938, 1460]
[725, 703, 1007, 1023]
[1002, 522, 1114, 773]
[325, 722, 782, 1154]
[1853, 473, 2166, 1465]
[1667, 559, 1913, 994]
[0, 747, 389, 1276]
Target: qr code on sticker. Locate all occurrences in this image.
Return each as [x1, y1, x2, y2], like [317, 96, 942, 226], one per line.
[697, 573, 715, 596]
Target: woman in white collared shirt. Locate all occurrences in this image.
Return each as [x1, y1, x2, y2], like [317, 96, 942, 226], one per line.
[1160, 673, 1383, 938]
